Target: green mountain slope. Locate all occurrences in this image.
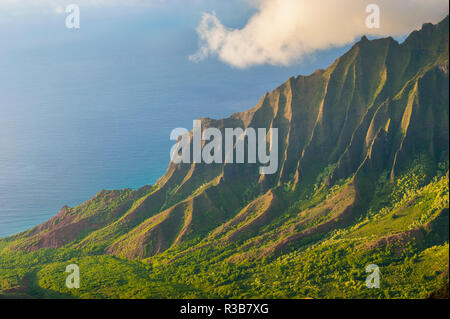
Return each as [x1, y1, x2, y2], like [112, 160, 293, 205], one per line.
[1, 16, 448, 299]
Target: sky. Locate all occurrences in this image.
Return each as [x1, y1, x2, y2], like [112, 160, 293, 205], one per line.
[1, 0, 448, 68]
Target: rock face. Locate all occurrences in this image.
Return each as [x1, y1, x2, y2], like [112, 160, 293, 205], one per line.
[3, 16, 449, 261]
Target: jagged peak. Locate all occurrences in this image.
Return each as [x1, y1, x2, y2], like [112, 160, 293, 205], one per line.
[403, 14, 449, 45]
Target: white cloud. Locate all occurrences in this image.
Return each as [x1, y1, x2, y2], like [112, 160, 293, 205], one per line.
[190, 0, 449, 68]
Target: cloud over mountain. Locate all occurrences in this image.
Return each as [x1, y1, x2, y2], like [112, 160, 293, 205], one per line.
[190, 0, 449, 68]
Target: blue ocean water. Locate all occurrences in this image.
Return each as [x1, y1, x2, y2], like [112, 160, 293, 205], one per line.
[0, 5, 349, 238]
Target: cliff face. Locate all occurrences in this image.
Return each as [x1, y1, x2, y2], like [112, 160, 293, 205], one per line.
[2, 16, 448, 263]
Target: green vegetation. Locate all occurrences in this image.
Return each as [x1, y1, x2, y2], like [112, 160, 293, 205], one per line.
[0, 159, 448, 299]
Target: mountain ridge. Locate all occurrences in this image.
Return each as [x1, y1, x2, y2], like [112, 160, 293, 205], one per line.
[3, 16, 448, 257]
[0, 16, 448, 299]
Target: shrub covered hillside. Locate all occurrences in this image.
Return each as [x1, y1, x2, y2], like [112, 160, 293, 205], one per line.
[0, 16, 448, 299]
